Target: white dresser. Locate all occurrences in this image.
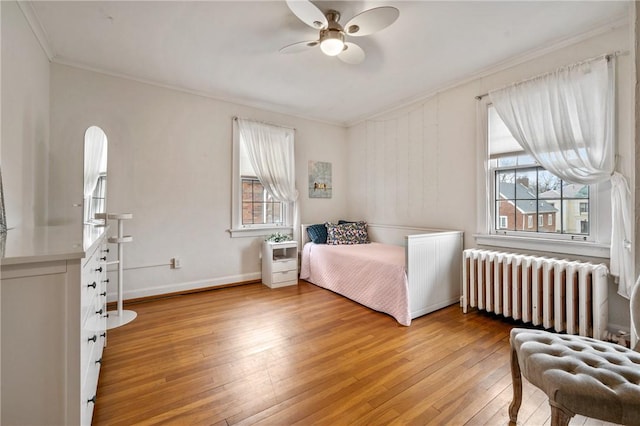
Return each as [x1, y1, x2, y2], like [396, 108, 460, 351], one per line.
[1, 225, 108, 425]
[261, 240, 298, 288]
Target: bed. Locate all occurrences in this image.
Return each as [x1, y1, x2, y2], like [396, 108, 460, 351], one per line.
[299, 223, 463, 325]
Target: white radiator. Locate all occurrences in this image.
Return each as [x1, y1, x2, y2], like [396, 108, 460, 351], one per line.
[462, 249, 609, 340]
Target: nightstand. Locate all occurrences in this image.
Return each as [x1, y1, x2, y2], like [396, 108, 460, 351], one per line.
[262, 240, 298, 288]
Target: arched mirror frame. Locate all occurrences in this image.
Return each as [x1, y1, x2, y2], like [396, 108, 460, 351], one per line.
[83, 126, 108, 225]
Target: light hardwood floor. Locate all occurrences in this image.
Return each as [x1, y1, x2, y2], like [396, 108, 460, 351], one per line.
[93, 281, 612, 425]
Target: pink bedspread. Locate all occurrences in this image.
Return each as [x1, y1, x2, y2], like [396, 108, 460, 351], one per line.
[300, 242, 411, 326]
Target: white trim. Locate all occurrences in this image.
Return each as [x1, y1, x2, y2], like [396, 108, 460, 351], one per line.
[228, 226, 293, 238]
[108, 273, 262, 302]
[31, 11, 626, 129]
[52, 57, 340, 128]
[348, 15, 628, 127]
[474, 233, 610, 259]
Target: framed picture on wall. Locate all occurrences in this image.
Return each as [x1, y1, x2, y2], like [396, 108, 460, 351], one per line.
[308, 161, 332, 199]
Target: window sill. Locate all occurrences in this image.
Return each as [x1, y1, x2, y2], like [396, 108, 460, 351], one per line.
[228, 226, 293, 238]
[473, 234, 610, 259]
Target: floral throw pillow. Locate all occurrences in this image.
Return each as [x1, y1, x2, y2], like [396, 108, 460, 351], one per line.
[326, 221, 370, 245]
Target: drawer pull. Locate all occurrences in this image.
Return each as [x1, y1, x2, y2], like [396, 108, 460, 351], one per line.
[100, 332, 106, 338]
[88, 395, 97, 404]
[87, 282, 97, 289]
[102, 248, 110, 253]
[88, 335, 97, 343]
[100, 292, 107, 297]
[96, 308, 103, 315]
[95, 358, 102, 365]
[102, 279, 110, 283]
[100, 256, 107, 261]
[95, 267, 103, 273]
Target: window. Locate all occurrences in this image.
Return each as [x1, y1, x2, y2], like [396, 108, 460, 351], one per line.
[494, 158, 589, 236]
[487, 105, 600, 242]
[230, 118, 295, 237]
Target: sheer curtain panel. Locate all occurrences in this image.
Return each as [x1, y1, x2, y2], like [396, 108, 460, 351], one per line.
[489, 55, 634, 298]
[237, 118, 299, 240]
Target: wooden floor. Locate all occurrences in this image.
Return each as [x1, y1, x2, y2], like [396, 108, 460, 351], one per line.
[93, 281, 612, 426]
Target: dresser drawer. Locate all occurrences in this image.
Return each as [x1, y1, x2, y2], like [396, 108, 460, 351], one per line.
[271, 269, 298, 284]
[81, 348, 101, 426]
[272, 259, 296, 273]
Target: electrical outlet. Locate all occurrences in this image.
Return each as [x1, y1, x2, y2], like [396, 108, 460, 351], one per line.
[171, 257, 182, 269]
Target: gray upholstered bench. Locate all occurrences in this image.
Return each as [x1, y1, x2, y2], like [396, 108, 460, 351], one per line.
[509, 328, 640, 426]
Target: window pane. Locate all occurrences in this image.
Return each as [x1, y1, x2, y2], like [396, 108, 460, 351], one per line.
[252, 202, 265, 224]
[516, 154, 536, 166]
[563, 183, 589, 199]
[497, 157, 516, 167]
[242, 181, 253, 202]
[242, 202, 253, 224]
[496, 200, 515, 231]
[538, 211, 557, 233]
[515, 200, 538, 232]
[562, 199, 589, 235]
[253, 182, 265, 202]
[515, 169, 537, 194]
[496, 170, 516, 201]
[272, 203, 282, 223]
[538, 170, 561, 197]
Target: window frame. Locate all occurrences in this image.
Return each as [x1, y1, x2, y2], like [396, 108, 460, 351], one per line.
[229, 119, 293, 238]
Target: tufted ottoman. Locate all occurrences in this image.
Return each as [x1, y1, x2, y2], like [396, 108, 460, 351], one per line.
[509, 328, 640, 426]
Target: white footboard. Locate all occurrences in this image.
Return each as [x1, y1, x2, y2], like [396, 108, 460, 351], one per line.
[405, 230, 463, 319]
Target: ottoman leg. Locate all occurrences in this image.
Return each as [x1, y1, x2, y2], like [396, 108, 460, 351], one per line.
[550, 403, 573, 426]
[508, 345, 522, 425]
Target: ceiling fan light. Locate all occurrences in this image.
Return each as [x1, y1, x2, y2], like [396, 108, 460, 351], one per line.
[319, 29, 345, 56]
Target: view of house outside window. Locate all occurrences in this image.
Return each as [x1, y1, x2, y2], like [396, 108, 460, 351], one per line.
[494, 160, 589, 235]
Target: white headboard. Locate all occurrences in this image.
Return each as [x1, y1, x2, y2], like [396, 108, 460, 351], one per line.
[300, 224, 312, 246]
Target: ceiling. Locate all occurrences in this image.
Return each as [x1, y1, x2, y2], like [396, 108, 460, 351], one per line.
[28, 1, 630, 126]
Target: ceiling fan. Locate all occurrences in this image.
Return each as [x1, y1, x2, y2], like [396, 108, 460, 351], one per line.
[280, 0, 400, 64]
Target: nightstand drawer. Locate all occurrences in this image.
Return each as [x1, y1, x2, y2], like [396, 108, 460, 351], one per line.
[272, 259, 296, 273]
[271, 269, 297, 284]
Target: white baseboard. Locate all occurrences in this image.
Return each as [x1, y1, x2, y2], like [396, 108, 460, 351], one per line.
[107, 272, 262, 303]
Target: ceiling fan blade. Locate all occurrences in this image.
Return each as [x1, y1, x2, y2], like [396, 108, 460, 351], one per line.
[285, 0, 327, 30]
[344, 6, 399, 36]
[279, 40, 319, 54]
[338, 42, 365, 65]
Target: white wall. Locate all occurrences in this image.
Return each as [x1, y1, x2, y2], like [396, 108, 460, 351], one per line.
[1, 1, 50, 229]
[49, 64, 348, 300]
[346, 24, 635, 331]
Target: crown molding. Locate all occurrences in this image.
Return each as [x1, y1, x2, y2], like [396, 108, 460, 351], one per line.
[18, 1, 54, 60]
[50, 57, 346, 128]
[346, 14, 631, 127]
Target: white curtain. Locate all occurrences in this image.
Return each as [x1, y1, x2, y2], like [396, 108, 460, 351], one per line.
[489, 55, 634, 298]
[237, 118, 300, 240]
